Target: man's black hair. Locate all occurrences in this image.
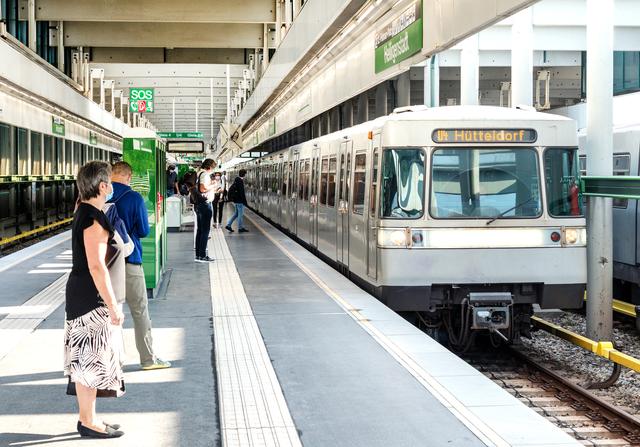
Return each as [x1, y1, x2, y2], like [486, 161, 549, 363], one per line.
[239, 169, 247, 177]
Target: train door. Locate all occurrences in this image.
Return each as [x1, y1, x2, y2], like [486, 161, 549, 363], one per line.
[291, 153, 299, 234]
[348, 151, 367, 276]
[367, 139, 380, 280]
[337, 140, 352, 267]
[310, 146, 320, 248]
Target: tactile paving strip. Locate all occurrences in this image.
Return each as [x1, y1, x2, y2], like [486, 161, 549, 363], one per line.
[0, 273, 68, 362]
[209, 230, 302, 447]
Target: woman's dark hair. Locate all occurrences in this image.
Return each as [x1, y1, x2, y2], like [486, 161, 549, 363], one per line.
[201, 159, 215, 170]
[77, 161, 111, 201]
[239, 169, 247, 177]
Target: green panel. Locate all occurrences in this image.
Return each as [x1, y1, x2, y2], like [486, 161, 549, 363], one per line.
[52, 117, 65, 136]
[123, 137, 166, 292]
[374, 2, 422, 74]
[129, 87, 155, 113]
[580, 176, 640, 200]
[157, 132, 203, 139]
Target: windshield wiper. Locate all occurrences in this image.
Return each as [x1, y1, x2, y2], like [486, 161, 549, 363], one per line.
[485, 197, 535, 226]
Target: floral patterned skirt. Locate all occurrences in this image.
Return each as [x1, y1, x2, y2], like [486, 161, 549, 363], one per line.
[63, 306, 124, 395]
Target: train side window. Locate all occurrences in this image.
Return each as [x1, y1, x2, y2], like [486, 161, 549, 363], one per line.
[339, 154, 345, 201]
[0, 124, 14, 176]
[613, 153, 630, 208]
[370, 149, 379, 216]
[353, 153, 367, 214]
[320, 157, 329, 205]
[328, 157, 337, 207]
[299, 160, 310, 201]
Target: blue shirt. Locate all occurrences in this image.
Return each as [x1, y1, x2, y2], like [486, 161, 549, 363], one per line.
[109, 182, 150, 264]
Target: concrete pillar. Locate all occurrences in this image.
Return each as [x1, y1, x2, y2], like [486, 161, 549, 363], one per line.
[424, 56, 440, 107]
[226, 65, 231, 123]
[511, 7, 533, 106]
[262, 24, 269, 74]
[195, 98, 199, 132]
[293, 0, 302, 19]
[586, 0, 614, 342]
[275, 0, 282, 46]
[375, 84, 387, 118]
[285, 0, 293, 28]
[57, 21, 65, 72]
[28, 0, 36, 52]
[396, 71, 411, 107]
[172, 98, 176, 132]
[460, 34, 479, 105]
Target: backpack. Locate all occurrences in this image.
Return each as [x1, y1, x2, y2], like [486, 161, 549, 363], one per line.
[189, 172, 208, 205]
[227, 181, 239, 203]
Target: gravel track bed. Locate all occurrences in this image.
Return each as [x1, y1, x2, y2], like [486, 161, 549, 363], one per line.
[519, 312, 640, 415]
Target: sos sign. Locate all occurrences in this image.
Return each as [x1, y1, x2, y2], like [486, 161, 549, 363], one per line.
[129, 88, 154, 113]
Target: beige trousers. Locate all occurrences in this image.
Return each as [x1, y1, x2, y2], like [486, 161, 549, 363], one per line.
[125, 263, 156, 366]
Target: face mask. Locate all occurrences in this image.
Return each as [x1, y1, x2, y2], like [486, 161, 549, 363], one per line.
[105, 184, 114, 202]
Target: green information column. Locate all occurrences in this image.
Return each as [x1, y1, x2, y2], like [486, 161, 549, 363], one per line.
[122, 130, 167, 296]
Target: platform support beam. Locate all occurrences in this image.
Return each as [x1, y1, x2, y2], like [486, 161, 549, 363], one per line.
[56, 21, 64, 72]
[585, 0, 614, 342]
[27, 0, 36, 51]
[511, 7, 533, 107]
[460, 34, 479, 105]
[424, 56, 439, 107]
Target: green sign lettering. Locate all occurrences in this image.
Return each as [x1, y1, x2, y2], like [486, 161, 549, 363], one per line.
[129, 88, 155, 113]
[374, 1, 423, 73]
[157, 132, 203, 139]
[52, 117, 65, 136]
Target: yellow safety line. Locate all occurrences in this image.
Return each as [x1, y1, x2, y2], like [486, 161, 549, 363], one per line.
[0, 217, 73, 246]
[531, 315, 640, 373]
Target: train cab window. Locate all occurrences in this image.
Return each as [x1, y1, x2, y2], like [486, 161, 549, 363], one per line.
[353, 153, 367, 214]
[431, 148, 541, 219]
[544, 148, 583, 217]
[328, 157, 337, 207]
[320, 157, 329, 205]
[381, 148, 424, 218]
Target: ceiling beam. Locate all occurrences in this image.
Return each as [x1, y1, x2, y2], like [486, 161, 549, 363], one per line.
[59, 23, 275, 48]
[91, 48, 246, 64]
[28, 0, 275, 23]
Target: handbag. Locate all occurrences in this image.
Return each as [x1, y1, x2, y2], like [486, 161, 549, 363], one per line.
[66, 376, 126, 398]
[105, 239, 120, 269]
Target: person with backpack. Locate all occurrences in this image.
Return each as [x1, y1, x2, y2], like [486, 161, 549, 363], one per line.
[225, 169, 249, 233]
[193, 159, 216, 261]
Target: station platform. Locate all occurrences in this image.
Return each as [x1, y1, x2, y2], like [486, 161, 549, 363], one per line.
[0, 208, 581, 447]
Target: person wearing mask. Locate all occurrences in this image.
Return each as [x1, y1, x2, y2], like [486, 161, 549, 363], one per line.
[212, 172, 225, 229]
[225, 169, 249, 233]
[64, 161, 125, 438]
[109, 161, 171, 370]
[166, 165, 179, 197]
[221, 171, 228, 200]
[194, 159, 216, 261]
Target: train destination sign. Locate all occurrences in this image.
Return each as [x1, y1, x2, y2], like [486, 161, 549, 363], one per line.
[432, 129, 538, 144]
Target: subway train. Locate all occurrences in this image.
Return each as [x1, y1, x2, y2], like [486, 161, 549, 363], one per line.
[579, 125, 640, 307]
[233, 106, 587, 346]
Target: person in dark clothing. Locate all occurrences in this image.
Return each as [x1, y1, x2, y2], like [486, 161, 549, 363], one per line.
[225, 169, 248, 233]
[166, 165, 178, 197]
[195, 159, 216, 261]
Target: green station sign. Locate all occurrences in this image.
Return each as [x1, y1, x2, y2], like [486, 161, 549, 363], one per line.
[374, 1, 423, 74]
[157, 132, 203, 139]
[129, 87, 155, 113]
[52, 117, 65, 136]
[89, 131, 98, 145]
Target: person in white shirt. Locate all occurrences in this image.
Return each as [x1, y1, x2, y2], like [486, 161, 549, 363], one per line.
[212, 172, 225, 228]
[194, 159, 215, 262]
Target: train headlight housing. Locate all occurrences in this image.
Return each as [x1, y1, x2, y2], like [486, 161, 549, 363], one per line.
[378, 228, 411, 247]
[562, 227, 586, 246]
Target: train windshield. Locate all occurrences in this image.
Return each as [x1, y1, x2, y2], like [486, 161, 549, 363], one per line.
[430, 148, 541, 219]
[381, 149, 425, 218]
[544, 148, 583, 217]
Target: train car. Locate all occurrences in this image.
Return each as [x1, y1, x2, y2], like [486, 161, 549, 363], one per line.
[237, 106, 586, 345]
[579, 125, 640, 308]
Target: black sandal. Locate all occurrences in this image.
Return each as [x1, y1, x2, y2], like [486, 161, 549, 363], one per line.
[77, 421, 121, 431]
[78, 423, 124, 438]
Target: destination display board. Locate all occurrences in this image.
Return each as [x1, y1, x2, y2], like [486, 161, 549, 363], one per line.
[166, 141, 205, 153]
[432, 128, 538, 144]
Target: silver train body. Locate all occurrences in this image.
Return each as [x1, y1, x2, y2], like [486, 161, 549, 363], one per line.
[235, 106, 587, 342]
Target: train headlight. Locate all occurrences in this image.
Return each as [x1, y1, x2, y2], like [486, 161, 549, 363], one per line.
[561, 227, 586, 246]
[378, 228, 410, 247]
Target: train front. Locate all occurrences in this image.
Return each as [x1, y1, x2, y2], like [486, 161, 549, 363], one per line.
[376, 107, 586, 344]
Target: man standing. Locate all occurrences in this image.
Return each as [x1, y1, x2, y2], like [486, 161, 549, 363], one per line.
[110, 161, 171, 370]
[225, 169, 249, 233]
[166, 165, 179, 197]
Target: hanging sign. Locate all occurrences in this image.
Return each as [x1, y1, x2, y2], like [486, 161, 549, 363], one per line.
[52, 117, 65, 136]
[157, 132, 203, 139]
[374, 1, 423, 73]
[129, 88, 155, 113]
[89, 131, 98, 145]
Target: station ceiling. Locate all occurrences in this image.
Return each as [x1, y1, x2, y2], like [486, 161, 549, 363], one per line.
[43, 0, 278, 144]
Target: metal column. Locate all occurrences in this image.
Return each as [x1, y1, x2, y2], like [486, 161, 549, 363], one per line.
[57, 21, 65, 72]
[172, 98, 175, 132]
[396, 71, 411, 108]
[210, 77, 214, 138]
[195, 98, 199, 132]
[424, 56, 439, 107]
[262, 24, 270, 74]
[586, 0, 614, 342]
[226, 65, 231, 123]
[460, 35, 479, 105]
[293, 0, 302, 19]
[27, 0, 36, 52]
[511, 7, 533, 106]
[275, 0, 282, 46]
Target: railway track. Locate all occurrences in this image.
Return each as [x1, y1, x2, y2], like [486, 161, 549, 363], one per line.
[464, 347, 640, 446]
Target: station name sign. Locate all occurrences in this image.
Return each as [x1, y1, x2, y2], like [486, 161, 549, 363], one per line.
[432, 128, 538, 144]
[374, 1, 423, 73]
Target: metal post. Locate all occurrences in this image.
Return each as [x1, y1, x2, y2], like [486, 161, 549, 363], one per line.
[586, 0, 614, 342]
[195, 98, 199, 132]
[262, 23, 269, 74]
[57, 21, 65, 72]
[424, 56, 439, 107]
[293, 0, 302, 19]
[210, 77, 214, 138]
[172, 98, 175, 132]
[284, 0, 292, 28]
[460, 34, 479, 105]
[226, 64, 231, 123]
[28, 0, 36, 52]
[511, 7, 533, 106]
[275, 0, 282, 46]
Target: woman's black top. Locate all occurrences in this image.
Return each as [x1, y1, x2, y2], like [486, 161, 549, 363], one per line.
[65, 203, 114, 320]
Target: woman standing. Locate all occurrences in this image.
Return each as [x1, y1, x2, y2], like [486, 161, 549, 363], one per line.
[194, 158, 215, 262]
[212, 172, 225, 228]
[64, 161, 125, 438]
